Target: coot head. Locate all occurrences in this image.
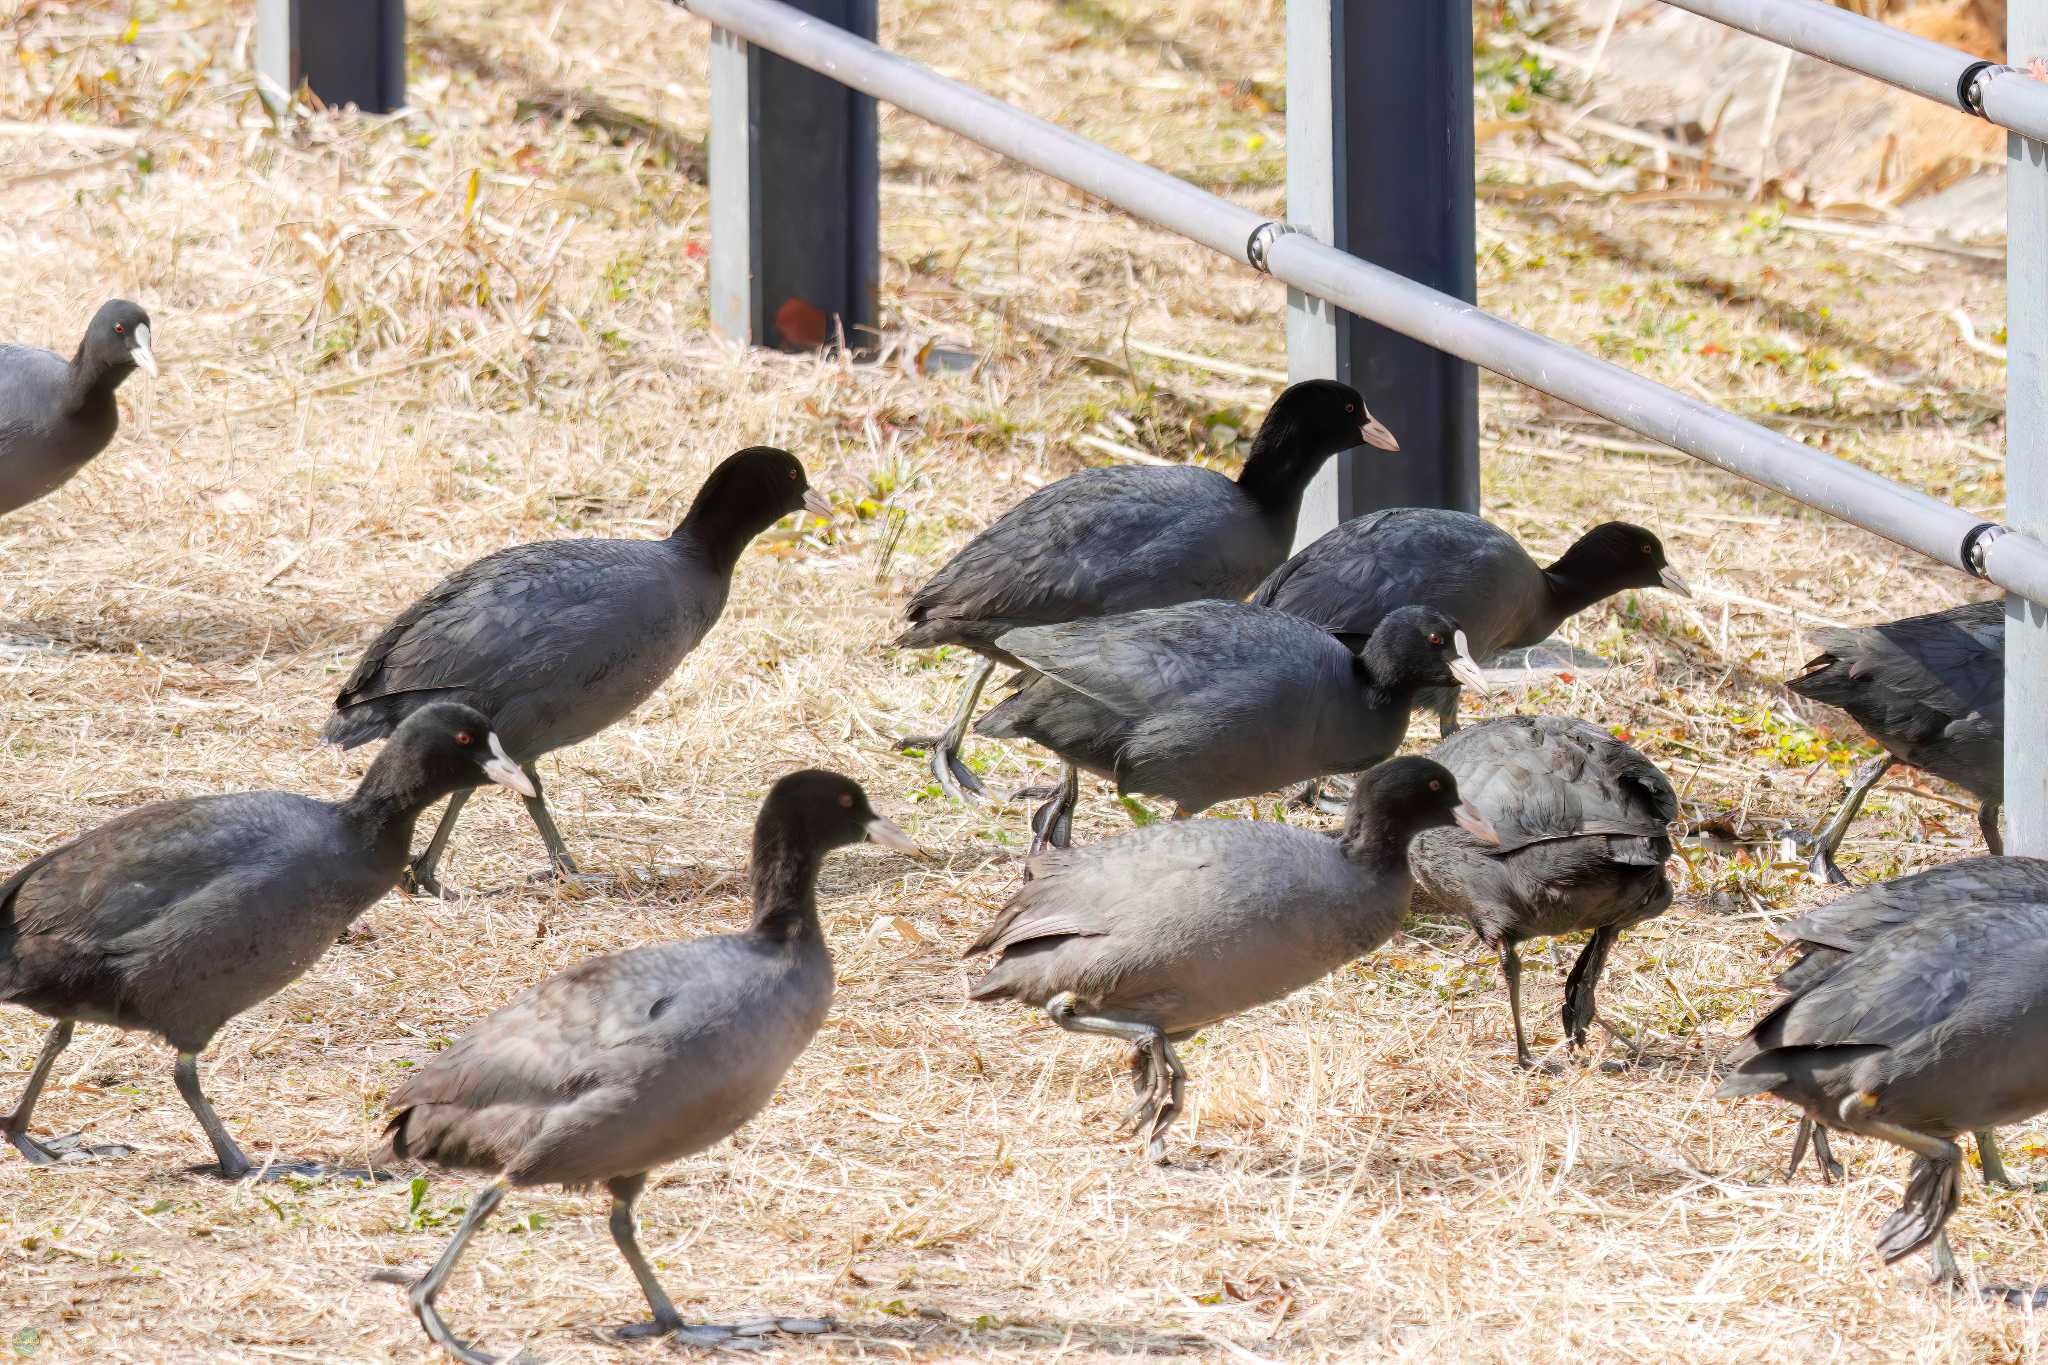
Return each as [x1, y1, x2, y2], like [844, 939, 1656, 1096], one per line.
[1551, 522, 1689, 598]
[684, 445, 830, 532]
[1357, 605, 1490, 693]
[382, 701, 539, 800]
[1262, 378, 1399, 462]
[79, 299, 156, 380]
[1353, 755, 1500, 844]
[756, 768, 925, 860]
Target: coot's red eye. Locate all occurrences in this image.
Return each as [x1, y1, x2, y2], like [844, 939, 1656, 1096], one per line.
[837, 793, 853, 808]
[1429, 779, 1442, 792]
[455, 731, 474, 746]
[114, 323, 125, 334]
[1429, 634, 1443, 646]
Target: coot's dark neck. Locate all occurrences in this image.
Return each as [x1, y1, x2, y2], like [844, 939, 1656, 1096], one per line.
[1540, 550, 1624, 625]
[61, 343, 131, 418]
[1339, 808, 1422, 876]
[341, 756, 470, 865]
[748, 829, 827, 946]
[674, 501, 777, 577]
[1232, 419, 1329, 523]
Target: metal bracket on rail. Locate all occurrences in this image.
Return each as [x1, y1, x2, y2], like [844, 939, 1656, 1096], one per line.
[1962, 521, 2008, 578]
[1246, 221, 1304, 274]
[1958, 60, 2013, 119]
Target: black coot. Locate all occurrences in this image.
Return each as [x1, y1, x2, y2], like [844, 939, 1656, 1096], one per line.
[1409, 716, 1677, 1068]
[379, 771, 923, 1362]
[895, 380, 1397, 800]
[965, 757, 1496, 1160]
[323, 446, 829, 893]
[1719, 856, 2048, 1288]
[1738, 855, 2024, 1189]
[1785, 600, 2002, 883]
[0, 300, 156, 520]
[1254, 511, 1688, 741]
[0, 703, 530, 1178]
[976, 600, 1486, 850]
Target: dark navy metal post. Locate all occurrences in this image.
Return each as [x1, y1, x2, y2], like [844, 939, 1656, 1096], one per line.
[257, 0, 406, 114]
[1287, 0, 1479, 545]
[708, 0, 880, 352]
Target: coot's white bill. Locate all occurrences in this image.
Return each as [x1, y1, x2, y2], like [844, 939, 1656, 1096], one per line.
[1453, 802, 1501, 845]
[1359, 413, 1399, 452]
[1448, 630, 1490, 693]
[864, 814, 930, 860]
[802, 487, 833, 520]
[1658, 565, 1692, 598]
[483, 733, 538, 797]
[130, 324, 157, 377]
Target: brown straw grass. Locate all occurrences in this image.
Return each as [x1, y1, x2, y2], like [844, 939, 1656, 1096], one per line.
[0, 0, 2037, 1360]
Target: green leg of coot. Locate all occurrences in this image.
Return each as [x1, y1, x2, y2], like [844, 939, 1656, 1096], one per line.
[402, 1179, 507, 1365]
[1498, 942, 1537, 1070]
[4, 1021, 130, 1165]
[1046, 993, 1186, 1161]
[1982, 802, 2004, 857]
[1561, 926, 1617, 1051]
[1806, 754, 1894, 885]
[897, 656, 994, 802]
[1027, 764, 1078, 857]
[1787, 1119, 1845, 1184]
[406, 789, 471, 899]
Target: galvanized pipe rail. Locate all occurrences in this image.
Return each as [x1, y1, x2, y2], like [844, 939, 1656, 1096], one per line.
[676, 0, 2048, 605]
[1658, 0, 2048, 142]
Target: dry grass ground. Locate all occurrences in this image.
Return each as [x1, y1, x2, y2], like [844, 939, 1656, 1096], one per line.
[0, 0, 2038, 1360]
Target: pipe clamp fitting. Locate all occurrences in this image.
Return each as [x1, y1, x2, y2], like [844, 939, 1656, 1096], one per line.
[1958, 61, 2011, 118]
[1962, 521, 2007, 578]
[1246, 221, 1303, 274]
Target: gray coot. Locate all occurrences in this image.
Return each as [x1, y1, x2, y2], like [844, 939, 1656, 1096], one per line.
[1253, 511, 1688, 748]
[0, 702, 531, 1178]
[1718, 856, 2048, 1288]
[1738, 855, 2024, 1189]
[1785, 599, 2001, 883]
[378, 770, 923, 1363]
[895, 380, 1397, 800]
[964, 756, 1497, 1160]
[1408, 716, 1677, 1069]
[322, 446, 829, 894]
[976, 600, 1487, 851]
[0, 299, 156, 519]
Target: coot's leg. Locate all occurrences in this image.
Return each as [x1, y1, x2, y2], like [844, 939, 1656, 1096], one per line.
[3, 1021, 128, 1165]
[1497, 943, 1535, 1069]
[1561, 925, 1617, 1051]
[401, 1178, 508, 1365]
[1785, 1117, 1814, 1181]
[405, 790, 471, 899]
[1028, 764, 1078, 857]
[1806, 754, 1894, 884]
[1436, 688, 1461, 739]
[1811, 1126, 1843, 1182]
[897, 657, 994, 801]
[1046, 993, 1182, 1159]
[1981, 803, 2004, 858]
[1929, 1229, 1961, 1288]
[1142, 1037, 1188, 1164]
[516, 763, 593, 880]
[1837, 1094, 1964, 1267]
[1974, 1129, 2026, 1189]
[605, 1174, 686, 1339]
[175, 1052, 256, 1180]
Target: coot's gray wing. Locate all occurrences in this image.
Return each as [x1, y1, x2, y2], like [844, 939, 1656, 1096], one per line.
[900, 466, 1254, 643]
[387, 935, 822, 1184]
[1434, 716, 1676, 856]
[1792, 600, 2003, 747]
[995, 601, 1331, 722]
[329, 538, 705, 748]
[1772, 856, 2048, 993]
[1252, 508, 1543, 654]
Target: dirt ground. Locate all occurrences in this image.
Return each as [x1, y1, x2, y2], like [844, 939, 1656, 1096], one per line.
[0, 1, 2040, 1361]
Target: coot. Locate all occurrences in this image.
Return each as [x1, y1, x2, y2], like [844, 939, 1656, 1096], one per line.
[1409, 715, 1677, 1068]
[977, 600, 1485, 850]
[1, 703, 530, 1178]
[965, 757, 1495, 1159]
[0, 299, 156, 519]
[379, 770, 922, 1362]
[323, 446, 829, 893]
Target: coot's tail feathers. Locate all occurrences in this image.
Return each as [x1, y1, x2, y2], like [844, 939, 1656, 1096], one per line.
[1714, 1058, 1790, 1100]
[1605, 832, 1669, 868]
[975, 692, 1029, 740]
[1784, 647, 1853, 705]
[382, 1101, 534, 1175]
[320, 688, 467, 749]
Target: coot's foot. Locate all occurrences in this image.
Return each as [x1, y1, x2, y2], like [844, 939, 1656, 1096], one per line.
[1876, 1156, 1961, 1265]
[668, 1319, 833, 1350]
[8, 1130, 133, 1165]
[918, 733, 987, 802]
[402, 863, 466, 901]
